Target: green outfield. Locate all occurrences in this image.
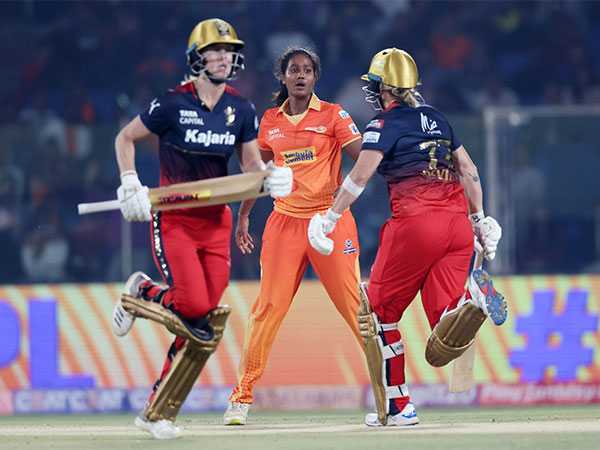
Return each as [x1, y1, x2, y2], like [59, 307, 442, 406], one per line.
[1, 406, 599, 450]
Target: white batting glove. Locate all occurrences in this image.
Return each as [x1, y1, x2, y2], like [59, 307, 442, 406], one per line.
[117, 171, 152, 222]
[308, 209, 341, 255]
[470, 211, 502, 261]
[264, 161, 293, 198]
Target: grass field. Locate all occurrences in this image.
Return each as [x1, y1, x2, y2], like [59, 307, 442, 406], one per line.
[1, 406, 599, 450]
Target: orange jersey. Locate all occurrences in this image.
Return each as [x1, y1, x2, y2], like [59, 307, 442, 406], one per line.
[257, 94, 361, 218]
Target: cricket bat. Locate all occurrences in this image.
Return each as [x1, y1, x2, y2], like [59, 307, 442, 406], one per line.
[448, 245, 485, 392]
[77, 170, 270, 215]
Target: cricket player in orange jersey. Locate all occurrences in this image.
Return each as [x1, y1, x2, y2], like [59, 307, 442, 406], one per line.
[223, 47, 364, 425]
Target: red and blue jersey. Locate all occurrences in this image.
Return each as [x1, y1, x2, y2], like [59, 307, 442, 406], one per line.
[361, 103, 467, 217]
[140, 81, 258, 187]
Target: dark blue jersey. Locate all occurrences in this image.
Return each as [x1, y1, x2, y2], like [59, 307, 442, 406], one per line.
[361, 103, 461, 184]
[140, 81, 258, 186]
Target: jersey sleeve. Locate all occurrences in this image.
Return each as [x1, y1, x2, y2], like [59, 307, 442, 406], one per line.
[449, 124, 462, 151]
[361, 116, 397, 155]
[332, 105, 361, 147]
[239, 101, 259, 144]
[256, 114, 272, 151]
[139, 93, 171, 136]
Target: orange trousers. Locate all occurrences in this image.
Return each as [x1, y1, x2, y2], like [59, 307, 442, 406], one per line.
[229, 210, 362, 403]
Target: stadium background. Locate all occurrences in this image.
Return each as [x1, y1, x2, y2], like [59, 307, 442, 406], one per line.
[1, 0, 599, 415]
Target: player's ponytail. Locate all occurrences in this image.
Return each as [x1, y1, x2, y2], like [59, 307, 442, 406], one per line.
[273, 47, 321, 106]
[390, 87, 425, 108]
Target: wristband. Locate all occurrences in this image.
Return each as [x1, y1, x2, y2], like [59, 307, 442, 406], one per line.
[342, 175, 365, 197]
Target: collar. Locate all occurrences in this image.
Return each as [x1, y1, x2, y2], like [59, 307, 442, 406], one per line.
[278, 93, 321, 114]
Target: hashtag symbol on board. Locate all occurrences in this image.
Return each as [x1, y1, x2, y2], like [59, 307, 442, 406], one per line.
[509, 289, 598, 382]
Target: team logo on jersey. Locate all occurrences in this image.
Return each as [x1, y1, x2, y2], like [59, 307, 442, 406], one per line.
[348, 123, 360, 135]
[420, 113, 442, 136]
[282, 147, 316, 166]
[304, 126, 328, 134]
[179, 109, 205, 125]
[338, 110, 350, 119]
[343, 239, 357, 255]
[367, 119, 384, 129]
[224, 106, 236, 126]
[363, 131, 380, 144]
[149, 98, 160, 115]
[184, 129, 236, 146]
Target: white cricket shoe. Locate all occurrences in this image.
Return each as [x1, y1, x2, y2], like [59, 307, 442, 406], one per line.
[134, 416, 181, 439]
[223, 401, 250, 425]
[365, 402, 419, 427]
[112, 271, 151, 337]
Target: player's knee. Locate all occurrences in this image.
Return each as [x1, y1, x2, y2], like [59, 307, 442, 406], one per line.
[172, 290, 212, 320]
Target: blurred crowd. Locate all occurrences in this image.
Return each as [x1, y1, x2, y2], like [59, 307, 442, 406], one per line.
[1, 0, 599, 283]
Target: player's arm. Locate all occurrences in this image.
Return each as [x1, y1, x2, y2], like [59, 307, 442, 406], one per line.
[343, 138, 362, 161]
[114, 116, 153, 222]
[452, 145, 502, 261]
[115, 116, 152, 174]
[307, 148, 382, 255]
[331, 149, 383, 215]
[237, 139, 267, 173]
[452, 145, 483, 214]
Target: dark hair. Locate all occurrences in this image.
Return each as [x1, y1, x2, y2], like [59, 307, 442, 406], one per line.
[273, 47, 321, 106]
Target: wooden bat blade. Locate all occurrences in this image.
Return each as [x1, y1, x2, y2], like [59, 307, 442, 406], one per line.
[149, 170, 269, 211]
[448, 339, 476, 392]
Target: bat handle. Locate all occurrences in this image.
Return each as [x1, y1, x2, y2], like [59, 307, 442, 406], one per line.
[77, 199, 121, 215]
[473, 238, 484, 270]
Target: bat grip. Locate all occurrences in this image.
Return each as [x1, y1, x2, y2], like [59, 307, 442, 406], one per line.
[77, 199, 121, 215]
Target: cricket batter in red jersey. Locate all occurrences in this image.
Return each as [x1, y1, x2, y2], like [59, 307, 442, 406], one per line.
[222, 48, 364, 425]
[308, 48, 507, 426]
[108, 19, 292, 439]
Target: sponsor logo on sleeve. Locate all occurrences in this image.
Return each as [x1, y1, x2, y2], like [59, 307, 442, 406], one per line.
[338, 110, 350, 119]
[367, 119, 384, 129]
[348, 123, 360, 135]
[362, 131, 380, 144]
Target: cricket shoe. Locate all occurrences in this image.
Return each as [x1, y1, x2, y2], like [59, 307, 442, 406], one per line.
[365, 402, 419, 427]
[468, 269, 507, 326]
[112, 271, 151, 337]
[134, 416, 181, 439]
[223, 401, 250, 425]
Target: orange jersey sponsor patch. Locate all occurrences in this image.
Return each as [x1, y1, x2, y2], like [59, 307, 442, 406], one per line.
[258, 95, 361, 218]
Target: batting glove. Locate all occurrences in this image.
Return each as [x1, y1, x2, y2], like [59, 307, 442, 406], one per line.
[308, 209, 341, 255]
[470, 211, 502, 261]
[117, 171, 152, 222]
[264, 161, 293, 198]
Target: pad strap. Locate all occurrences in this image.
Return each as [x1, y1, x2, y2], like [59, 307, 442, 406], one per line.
[386, 383, 410, 399]
[381, 340, 404, 360]
[380, 322, 398, 331]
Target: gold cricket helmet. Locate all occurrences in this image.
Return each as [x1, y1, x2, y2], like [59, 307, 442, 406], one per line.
[361, 48, 418, 89]
[186, 18, 245, 79]
[187, 18, 244, 53]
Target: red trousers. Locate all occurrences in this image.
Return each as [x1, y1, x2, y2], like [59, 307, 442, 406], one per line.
[368, 210, 473, 413]
[148, 207, 232, 319]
